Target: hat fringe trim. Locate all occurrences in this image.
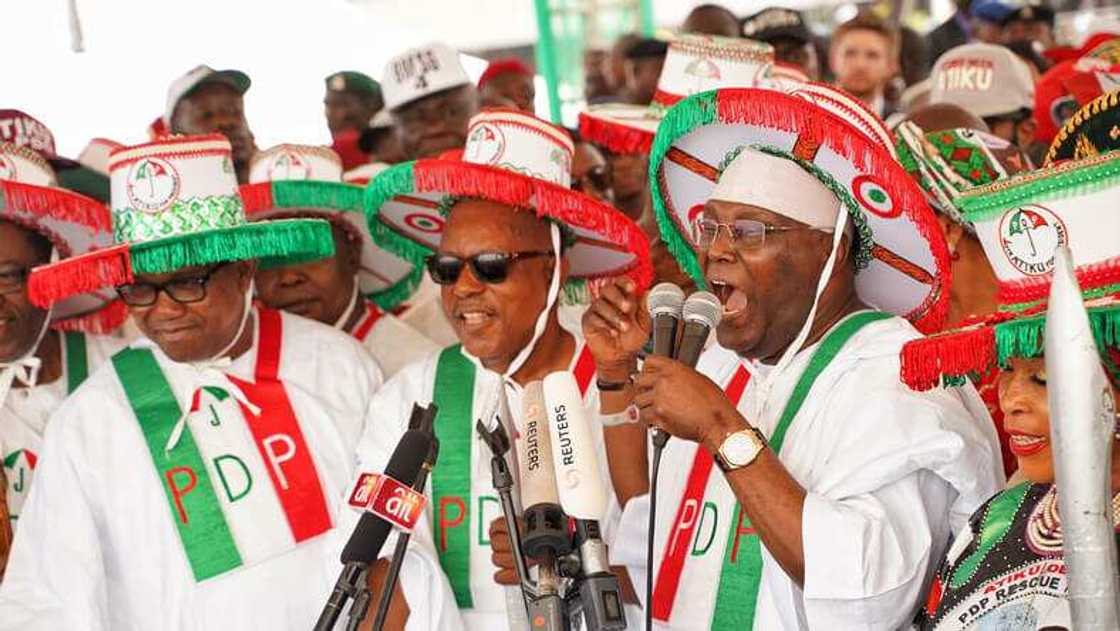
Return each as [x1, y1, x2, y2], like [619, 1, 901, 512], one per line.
[27, 245, 133, 308]
[578, 113, 655, 155]
[368, 265, 425, 312]
[998, 258, 1120, 306]
[958, 152, 1120, 222]
[51, 299, 129, 335]
[901, 307, 1120, 390]
[130, 219, 335, 275]
[0, 180, 111, 231]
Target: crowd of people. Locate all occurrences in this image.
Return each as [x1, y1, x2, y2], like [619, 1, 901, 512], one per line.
[1, 1, 1119, 629]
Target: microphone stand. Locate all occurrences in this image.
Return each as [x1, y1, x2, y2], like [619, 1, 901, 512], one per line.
[313, 561, 370, 631]
[367, 435, 441, 631]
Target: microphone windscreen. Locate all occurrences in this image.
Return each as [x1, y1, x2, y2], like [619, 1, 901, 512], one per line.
[543, 371, 608, 521]
[682, 291, 722, 330]
[517, 381, 560, 509]
[647, 282, 685, 317]
[341, 430, 432, 563]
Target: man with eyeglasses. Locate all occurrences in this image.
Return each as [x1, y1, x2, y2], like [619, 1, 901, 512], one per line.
[347, 109, 650, 629]
[0, 135, 384, 630]
[0, 142, 129, 578]
[584, 86, 1000, 629]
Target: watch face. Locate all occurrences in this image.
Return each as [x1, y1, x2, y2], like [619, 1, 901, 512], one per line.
[722, 432, 759, 467]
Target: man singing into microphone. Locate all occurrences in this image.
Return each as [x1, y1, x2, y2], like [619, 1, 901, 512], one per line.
[584, 85, 1004, 629]
[0, 135, 383, 629]
[346, 109, 650, 629]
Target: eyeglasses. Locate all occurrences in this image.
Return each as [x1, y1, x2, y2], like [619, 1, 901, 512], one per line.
[426, 251, 553, 285]
[116, 263, 231, 307]
[691, 217, 832, 250]
[0, 265, 31, 295]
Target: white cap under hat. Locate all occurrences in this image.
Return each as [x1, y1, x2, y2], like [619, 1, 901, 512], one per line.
[711, 148, 841, 228]
[381, 42, 472, 111]
[930, 43, 1035, 119]
[163, 65, 251, 128]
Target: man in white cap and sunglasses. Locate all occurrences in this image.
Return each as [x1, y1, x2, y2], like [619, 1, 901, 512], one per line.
[0, 134, 383, 629]
[584, 85, 1002, 629]
[348, 108, 651, 629]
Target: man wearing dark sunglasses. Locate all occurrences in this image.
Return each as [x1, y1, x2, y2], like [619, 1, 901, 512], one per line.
[0, 143, 129, 576]
[346, 109, 651, 629]
[2, 136, 385, 630]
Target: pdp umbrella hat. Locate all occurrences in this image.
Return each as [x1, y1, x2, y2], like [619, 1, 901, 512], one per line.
[240, 144, 422, 310]
[649, 83, 951, 334]
[578, 34, 774, 155]
[27, 134, 334, 309]
[901, 152, 1120, 389]
[364, 108, 652, 291]
[0, 142, 125, 332]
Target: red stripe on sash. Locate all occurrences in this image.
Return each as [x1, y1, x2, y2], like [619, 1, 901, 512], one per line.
[230, 309, 332, 542]
[352, 302, 385, 342]
[573, 345, 597, 396]
[651, 365, 750, 621]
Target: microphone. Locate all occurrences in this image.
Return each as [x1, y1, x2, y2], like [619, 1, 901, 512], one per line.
[516, 381, 570, 558]
[647, 282, 685, 359]
[674, 291, 722, 369]
[314, 427, 432, 631]
[542, 371, 627, 631]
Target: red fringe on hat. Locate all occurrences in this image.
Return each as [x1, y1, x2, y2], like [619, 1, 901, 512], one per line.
[1, 180, 111, 231]
[51, 299, 129, 335]
[238, 182, 275, 216]
[577, 112, 655, 155]
[900, 325, 997, 391]
[998, 258, 1120, 306]
[27, 244, 133, 308]
[714, 88, 952, 334]
[414, 160, 654, 289]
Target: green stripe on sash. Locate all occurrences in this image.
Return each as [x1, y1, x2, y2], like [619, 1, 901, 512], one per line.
[710, 311, 892, 629]
[64, 332, 88, 394]
[431, 345, 476, 608]
[112, 348, 243, 581]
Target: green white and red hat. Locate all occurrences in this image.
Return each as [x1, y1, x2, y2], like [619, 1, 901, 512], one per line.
[0, 142, 125, 333]
[901, 152, 1120, 388]
[650, 83, 952, 333]
[578, 34, 774, 155]
[26, 134, 334, 310]
[895, 122, 1032, 228]
[240, 144, 421, 310]
[364, 108, 652, 291]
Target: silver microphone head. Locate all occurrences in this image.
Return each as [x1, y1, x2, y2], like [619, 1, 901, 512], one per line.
[682, 291, 722, 329]
[648, 282, 685, 318]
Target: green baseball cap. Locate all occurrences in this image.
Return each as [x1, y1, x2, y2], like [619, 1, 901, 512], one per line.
[326, 71, 380, 97]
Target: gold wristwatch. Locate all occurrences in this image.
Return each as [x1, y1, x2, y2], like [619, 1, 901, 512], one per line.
[714, 427, 766, 472]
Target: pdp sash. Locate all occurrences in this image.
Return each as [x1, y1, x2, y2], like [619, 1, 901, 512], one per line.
[653, 310, 892, 628]
[113, 308, 331, 581]
[430, 344, 597, 608]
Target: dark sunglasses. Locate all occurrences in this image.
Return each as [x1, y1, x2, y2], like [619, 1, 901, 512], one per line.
[426, 251, 553, 285]
[116, 263, 231, 307]
[572, 165, 612, 194]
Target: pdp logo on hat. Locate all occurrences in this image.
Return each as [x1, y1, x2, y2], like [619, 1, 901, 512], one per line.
[0, 154, 17, 180]
[126, 157, 180, 213]
[267, 151, 312, 180]
[382, 42, 472, 111]
[998, 205, 1068, 275]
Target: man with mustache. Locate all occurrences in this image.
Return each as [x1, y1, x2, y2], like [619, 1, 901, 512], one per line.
[166, 65, 259, 184]
[348, 109, 650, 629]
[0, 142, 129, 577]
[585, 85, 1002, 629]
[246, 143, 437, 377]
[0, 135, 382, 629]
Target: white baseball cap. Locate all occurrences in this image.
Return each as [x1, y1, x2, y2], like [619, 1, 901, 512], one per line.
[381, 42, 471, 111]
[930, 43, 1035, 119]
[163, 64, 251, 127]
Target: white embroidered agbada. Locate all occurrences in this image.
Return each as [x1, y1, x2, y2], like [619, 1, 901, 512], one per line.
[343, 323, 629, 631]
[0, 308, 382, 630]
[611, 313, 1004, 630]
[1, 331, 128, 532]
[347, 298, 440, 378]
